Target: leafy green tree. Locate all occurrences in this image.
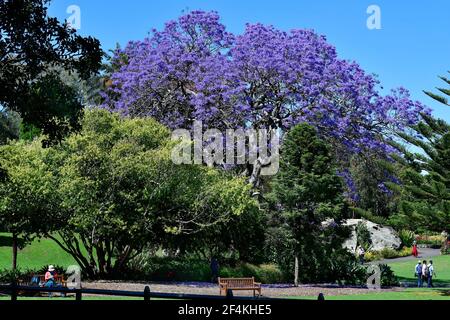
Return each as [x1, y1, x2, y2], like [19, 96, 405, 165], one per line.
[0, 140, 55, 270]
[44, 109, 258, 278]
[349, 154, 400, 220]
[266, 123, 353, 284]
[0, 0, 102, 143]
[174, 198, 266, 264]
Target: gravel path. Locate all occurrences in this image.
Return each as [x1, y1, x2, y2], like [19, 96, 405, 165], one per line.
[83, 281, 401, 298]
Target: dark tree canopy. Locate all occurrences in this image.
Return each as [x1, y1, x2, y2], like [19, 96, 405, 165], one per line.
[0, 0, 102, 143]
[265, 123, 356, 283]
[0, 109, 20, 144]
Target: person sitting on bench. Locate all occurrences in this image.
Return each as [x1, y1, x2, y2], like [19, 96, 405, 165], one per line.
[44, 265, 65, 297]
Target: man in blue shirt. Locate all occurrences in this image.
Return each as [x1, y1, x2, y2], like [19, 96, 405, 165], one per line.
[415, 261, 422, 287]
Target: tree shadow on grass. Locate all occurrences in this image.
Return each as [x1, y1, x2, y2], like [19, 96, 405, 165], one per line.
[437, 289, 450, 297]
[0, 235, 25, 248]
[396, 276, 450, 288]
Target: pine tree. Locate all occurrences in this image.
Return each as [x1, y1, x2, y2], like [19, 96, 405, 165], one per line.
[391, 72, 450, 233]
[266, 124, 355, 284]
[424, 71, 450, 106]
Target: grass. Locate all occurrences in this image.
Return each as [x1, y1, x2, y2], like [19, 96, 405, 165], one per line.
[312, 288, 450, 300]
[0, 233, 78, 270]
[2, 232, 450, 301]
[387, 254, 450, 286]
[3, 290, 450, 301]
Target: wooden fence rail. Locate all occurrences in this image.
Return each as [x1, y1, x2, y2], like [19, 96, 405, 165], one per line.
[0, 284, 322, 301]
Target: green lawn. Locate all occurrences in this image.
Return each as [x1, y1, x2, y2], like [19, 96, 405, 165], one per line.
[322, 289, 450, 300]
[387, 255, 450, 286]
[3, 289, 450, 301]
[2, 232, 450, 301]
[0, 233, 78, 270]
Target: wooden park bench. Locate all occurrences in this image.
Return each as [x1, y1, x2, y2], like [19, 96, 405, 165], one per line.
[218, 277, 262, 297]
[36, 274, 67, 288]
[16, 274, 67, 297]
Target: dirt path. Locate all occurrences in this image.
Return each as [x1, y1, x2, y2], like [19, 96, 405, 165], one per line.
[83, 281, 401, 298]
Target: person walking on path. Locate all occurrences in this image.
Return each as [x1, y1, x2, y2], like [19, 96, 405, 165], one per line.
[210, 257, 220, 283]
[412, 240, 419, 258]
[357, 246, 366, 265]
[427, 260, 435, 288]
[415, 260, 423, 287]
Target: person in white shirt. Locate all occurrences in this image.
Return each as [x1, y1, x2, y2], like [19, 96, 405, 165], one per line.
[427, 260, 435, 288]
[421, 260, 428, 284]
[357, 246, 365, 265]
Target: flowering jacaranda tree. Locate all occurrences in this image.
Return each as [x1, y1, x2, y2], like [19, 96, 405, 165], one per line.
[102, 11, 428, 156]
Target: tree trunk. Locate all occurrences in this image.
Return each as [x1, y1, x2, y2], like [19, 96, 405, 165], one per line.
[12, 232, 18, 271]
[294, 255, 299, 287]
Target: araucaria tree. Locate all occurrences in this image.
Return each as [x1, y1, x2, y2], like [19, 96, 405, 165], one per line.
[0, 0, 102, 143]
[266, 124, 356, 284]
[391, 72, 450, 233]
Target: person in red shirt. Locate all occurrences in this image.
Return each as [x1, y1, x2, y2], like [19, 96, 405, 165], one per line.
[412, 240, 419, 258]
[44, 265, 65, 297]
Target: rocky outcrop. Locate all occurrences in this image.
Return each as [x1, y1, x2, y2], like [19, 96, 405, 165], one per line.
[342, 219, 402, 252]
[322, 218, 402, 252]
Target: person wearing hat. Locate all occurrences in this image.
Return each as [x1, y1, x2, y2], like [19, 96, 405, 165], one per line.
[414, 260, 422, 287]
[45, 265, 56, 288]
[44, 265, 61, 297]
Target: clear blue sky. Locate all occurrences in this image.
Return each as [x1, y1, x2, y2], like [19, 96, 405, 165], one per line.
[48, 0, 450, 122]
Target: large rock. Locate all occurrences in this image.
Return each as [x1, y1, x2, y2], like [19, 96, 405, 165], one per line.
[341, 219, 402, 252]
[322, 218, 402, 252]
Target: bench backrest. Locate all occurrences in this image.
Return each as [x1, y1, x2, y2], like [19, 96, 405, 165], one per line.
[218, 277, 255, 287]
[37, 274, 65, 283]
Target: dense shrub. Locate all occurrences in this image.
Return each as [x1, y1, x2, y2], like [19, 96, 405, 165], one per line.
[364, 247, 412, 262]
[398, 230, 415, 247]
[327, 251, 367, 285]
[125, 256, 209, 282]
[0, 265, 69, 284]
[416, 234, 445, 248]
[221, 263, 285, 284]
[35, 265, 68, 276]
[378, 264, 399, 287]
[379, 248, 401, 259]
[365, 264, 399, 287]
[0, 268, 23, 283]
[126, 255, 287, 283]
